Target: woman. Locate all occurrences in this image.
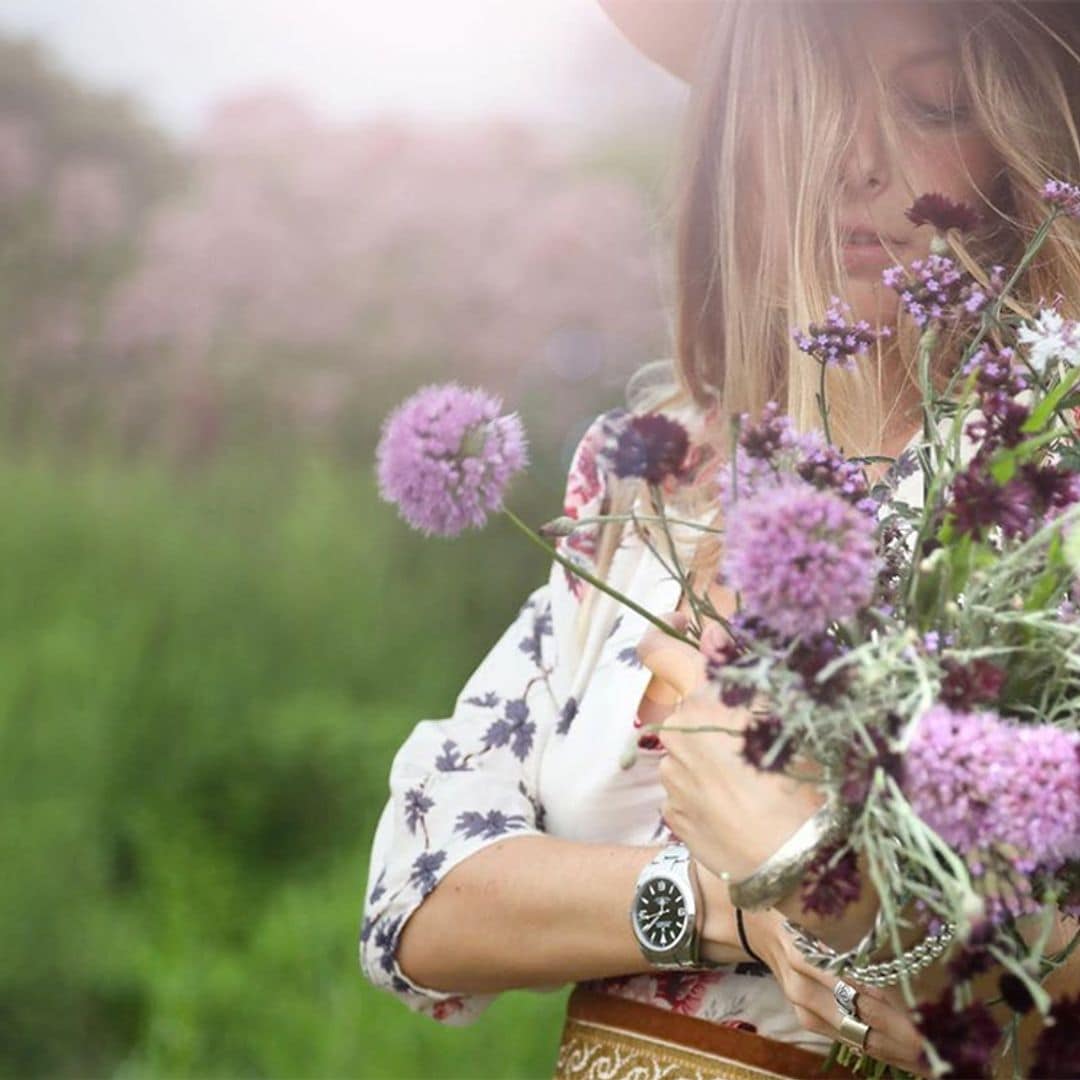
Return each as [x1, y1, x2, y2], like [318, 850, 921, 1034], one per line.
[360, 2, 1080, 1076]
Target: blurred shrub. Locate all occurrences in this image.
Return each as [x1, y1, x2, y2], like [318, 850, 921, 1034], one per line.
[0, 31, 678, 467]
[0, 447, 571, 1077]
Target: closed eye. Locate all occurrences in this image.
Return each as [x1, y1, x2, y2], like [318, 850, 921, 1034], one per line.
[903, 96, 972, 127]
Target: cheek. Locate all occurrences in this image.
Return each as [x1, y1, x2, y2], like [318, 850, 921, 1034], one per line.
[908, 131, 1002, 204]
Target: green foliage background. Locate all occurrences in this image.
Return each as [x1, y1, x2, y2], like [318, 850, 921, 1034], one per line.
[0, 441, 575, 1078]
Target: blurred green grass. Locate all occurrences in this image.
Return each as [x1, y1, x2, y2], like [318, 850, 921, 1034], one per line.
[0, 445, 573, 1078]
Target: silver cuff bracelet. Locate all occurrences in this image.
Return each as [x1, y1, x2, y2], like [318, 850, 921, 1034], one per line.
[726, 793, 851, 911]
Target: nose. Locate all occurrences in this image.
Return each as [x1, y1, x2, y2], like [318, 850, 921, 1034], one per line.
[839, 96, 891, 197]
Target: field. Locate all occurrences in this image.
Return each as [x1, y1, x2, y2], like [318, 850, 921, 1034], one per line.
[0, 443, 574, 1078]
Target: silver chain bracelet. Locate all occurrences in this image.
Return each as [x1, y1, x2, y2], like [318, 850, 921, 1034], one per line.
[784, 914, 957, 987]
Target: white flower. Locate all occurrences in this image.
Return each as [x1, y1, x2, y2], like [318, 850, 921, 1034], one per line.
[1017, 307, 1080, 374]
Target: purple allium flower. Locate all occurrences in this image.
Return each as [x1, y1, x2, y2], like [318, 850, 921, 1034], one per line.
[740, 713, 794, 772]
[906, 192, 984, 234]
[606, 412, 690, 485]
[1031, 993, 1080, 1077]
[882, 255, 1003, 329]
[799, 840, 862, 919]
[1042, 177, 1080, 219]
[722, 482, 879, 640]
[791, 295, 891, 370]
[914, 990, 1001, 1078]
[902, 706, 1080, 875]
[376, 383, 528, 537]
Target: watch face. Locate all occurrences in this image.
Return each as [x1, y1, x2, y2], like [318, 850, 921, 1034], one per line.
[632, 877, 690, 952]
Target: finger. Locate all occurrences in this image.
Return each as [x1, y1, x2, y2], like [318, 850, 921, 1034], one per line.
[799, 974, 925, 1073]
[638, 622, 706, 700]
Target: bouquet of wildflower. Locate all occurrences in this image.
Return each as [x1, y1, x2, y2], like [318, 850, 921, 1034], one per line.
[375, 184, 1080, 1079]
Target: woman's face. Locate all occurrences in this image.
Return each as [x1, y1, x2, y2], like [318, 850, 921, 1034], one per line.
[790, 2, 1004, 326]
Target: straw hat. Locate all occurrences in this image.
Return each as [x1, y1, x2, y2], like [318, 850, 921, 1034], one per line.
[596, 0, 1080, 85]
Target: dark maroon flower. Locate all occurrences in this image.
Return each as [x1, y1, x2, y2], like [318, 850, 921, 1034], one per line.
[738, 401, 789, 461]
[799, 841, 862, 919]
[964, 393, 1031, 451]
[840, 722, 902, 806]
[999, 973, 1035, 1015]
[949, 463, 1036, 541]
[940, 658, 1007, 710]
[741, 714, 794, 772]
[947, 920, 996, 982]
[796, 444, 872, 507]
[963, 343, 1027, 397]
[906, 192, 984, 234]
[1031, 994, 1080, 1077]
[719, 679, 755, 708]
[1021, 461, 1080, 516]
[787, 633, 851, 705]
[914, 990, 1001, 1078]
[609, 413, 690, 485]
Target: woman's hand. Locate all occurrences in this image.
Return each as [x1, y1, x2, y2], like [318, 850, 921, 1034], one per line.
[743, 906, 932, 1078]
[637, 615, 825, 880]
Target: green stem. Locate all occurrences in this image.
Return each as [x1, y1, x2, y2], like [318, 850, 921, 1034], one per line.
[502, 506, 696, 646]
[648, 482, 708, 637]
[817, 361, 833, 445]
[554, 512, 724, 535]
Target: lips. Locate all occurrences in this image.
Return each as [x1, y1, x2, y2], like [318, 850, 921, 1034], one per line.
[842, 226, 907, 247]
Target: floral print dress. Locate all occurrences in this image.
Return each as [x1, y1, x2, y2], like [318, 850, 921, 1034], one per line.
[359, 406, 924, 1049]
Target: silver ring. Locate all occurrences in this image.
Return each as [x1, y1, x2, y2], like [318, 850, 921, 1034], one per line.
[833, 978, 859, 1018]
[838, 1013, 871, 1050]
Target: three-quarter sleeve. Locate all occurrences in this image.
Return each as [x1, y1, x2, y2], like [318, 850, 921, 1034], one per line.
[358, 411, 615, 1025]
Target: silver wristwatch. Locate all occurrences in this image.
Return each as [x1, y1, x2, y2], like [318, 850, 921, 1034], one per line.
[630, 842, 717, 969]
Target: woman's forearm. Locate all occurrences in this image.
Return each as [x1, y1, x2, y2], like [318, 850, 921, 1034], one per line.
[395, 835, 751, 994]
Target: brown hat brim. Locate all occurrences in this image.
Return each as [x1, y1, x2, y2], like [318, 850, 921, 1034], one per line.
[596, 0, 715, 83]
[596, 0, 1080, 86]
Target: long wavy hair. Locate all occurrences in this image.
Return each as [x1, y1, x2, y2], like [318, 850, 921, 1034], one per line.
[579, 0, 1080, 638]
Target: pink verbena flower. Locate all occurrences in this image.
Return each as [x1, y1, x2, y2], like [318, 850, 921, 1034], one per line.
[376, 383, 528, 537]
[791, 295, 891, 369]
[721, 481, 879, 640]
[717, 402, 875, 516]
[882, 254, 1004, 329]
[1042, 177, 1080, 219]
[903, 706, 1080, 875]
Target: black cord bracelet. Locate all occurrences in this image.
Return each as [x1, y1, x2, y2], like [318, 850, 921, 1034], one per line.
[735, 907, 768, 967]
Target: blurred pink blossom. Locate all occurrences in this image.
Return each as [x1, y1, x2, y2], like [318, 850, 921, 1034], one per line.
[0, 112, 39, 200]
[51, 157, 128, 251]
[104, 91, 667, 406]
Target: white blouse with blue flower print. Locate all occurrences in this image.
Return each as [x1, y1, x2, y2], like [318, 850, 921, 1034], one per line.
[359, 405, 929, 1046]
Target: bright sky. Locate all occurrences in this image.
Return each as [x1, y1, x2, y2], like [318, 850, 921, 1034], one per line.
[0, 0, 678, 136]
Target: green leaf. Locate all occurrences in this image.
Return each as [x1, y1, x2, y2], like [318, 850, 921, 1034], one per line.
[1065, 520, 1080, 577]
[1021, 365, 1080, 433]
[990, 452, 1018, 485]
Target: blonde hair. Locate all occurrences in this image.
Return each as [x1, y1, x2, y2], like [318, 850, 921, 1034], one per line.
[582, 0, 1080, 632]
